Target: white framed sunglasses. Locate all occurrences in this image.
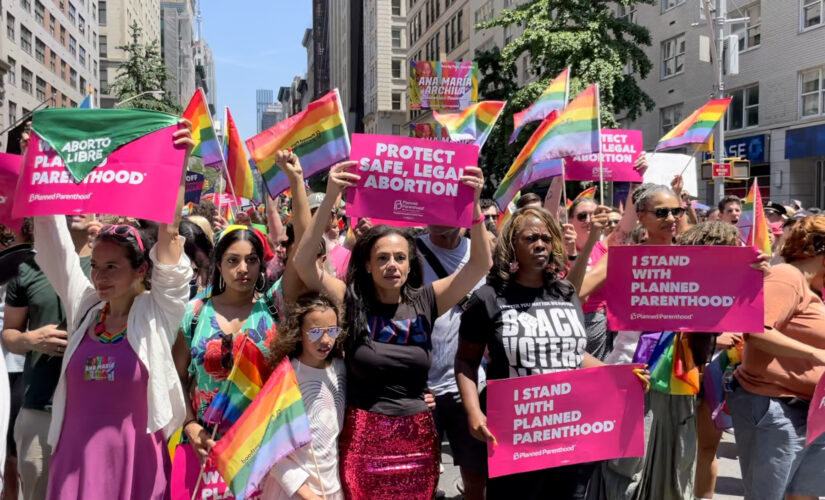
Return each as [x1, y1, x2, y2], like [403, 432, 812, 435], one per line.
[306, 326, 343, 342]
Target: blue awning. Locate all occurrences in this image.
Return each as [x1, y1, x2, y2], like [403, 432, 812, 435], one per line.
[785, 123, 825, 159]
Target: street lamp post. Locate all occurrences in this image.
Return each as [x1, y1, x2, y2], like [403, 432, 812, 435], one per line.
[114, 90, 165, 108]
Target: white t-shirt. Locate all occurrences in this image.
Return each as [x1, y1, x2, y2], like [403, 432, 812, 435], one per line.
[262, 358, 346, 500]
[417, 234, 485, 396]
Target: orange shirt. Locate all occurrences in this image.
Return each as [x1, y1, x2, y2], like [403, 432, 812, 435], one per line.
[735, 264, 825, 400]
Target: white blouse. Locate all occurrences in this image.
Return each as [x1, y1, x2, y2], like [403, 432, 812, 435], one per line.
[34, 216, 192, 447]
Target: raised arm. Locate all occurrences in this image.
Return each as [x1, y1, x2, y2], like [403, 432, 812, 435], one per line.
[432, 167, 493, 316]
[157, 120, 194, 265]
[292, 162, 356, 304]
[266, 195, 283, 248]
[567, 206, 609, 293]
[544, 174, 564, 220]
[277, 150, 310, 243]
[608, 154, 648, 247]
[579, 253, 608, 302]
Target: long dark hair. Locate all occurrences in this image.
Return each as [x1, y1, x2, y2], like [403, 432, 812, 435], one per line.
[343, 225, 423, 348]
[180, 219, 214, 261]
[209, 227, 265, 297]
[268, 292, 345, 366]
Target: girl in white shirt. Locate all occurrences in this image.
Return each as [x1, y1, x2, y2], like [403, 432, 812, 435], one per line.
[263, 292, 346, 500]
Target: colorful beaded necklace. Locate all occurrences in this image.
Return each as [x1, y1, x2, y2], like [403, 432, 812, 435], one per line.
[94, 303, 127, 344]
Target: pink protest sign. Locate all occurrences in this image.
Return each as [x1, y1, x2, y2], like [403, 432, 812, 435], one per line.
[12, 127, 186, 223]
[604, 246, 764, 333]
[807, 376, 825, 446]
[170, 444, 262, 500]
[0, 152, 23, 232]
[486, 364, 645, 478]
[345, 134, 477, 227]
[564, 130, 643, 182]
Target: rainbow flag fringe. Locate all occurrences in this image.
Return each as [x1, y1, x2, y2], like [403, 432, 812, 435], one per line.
[509, 67, 570, 144]
[655, 98, 732, 151]
[183, 89, 224, 167]
[432, 100, 506, 148]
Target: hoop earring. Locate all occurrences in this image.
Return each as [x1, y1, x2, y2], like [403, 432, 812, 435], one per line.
[255, 271, 266, 292]
[217, 275, 225, 293]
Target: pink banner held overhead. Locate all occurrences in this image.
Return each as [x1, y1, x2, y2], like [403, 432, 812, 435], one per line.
[604, 246, 764, 333]
[807, 376, 825, 446]
[12, 127, 187, 224]
[486, 365, 646, 478]
[345, 134, 478, 227]
[564, 130, 644, 182]
[0, 152, 24, 232]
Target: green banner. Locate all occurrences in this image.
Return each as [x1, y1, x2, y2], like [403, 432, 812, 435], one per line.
[31, 108, 180, 182]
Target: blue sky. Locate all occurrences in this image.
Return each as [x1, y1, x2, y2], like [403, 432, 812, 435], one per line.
[201, 1, 311, 140]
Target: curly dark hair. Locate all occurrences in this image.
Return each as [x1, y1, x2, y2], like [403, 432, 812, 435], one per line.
[488, 207, 573, 299]
[268, 292, 345, 367]
[677, 221, 741, 247]
[781, 215, 825, 263]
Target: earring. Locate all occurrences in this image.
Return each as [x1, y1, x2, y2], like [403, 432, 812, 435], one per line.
[255, 272, 266, 292]
[509, 261, 520, 273]
[217, 275, 225, 293]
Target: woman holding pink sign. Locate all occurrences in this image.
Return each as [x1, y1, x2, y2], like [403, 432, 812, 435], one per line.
[293, 161, 491, 499]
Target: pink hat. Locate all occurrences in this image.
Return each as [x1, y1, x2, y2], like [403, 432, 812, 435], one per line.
[769, 221, 784, 237]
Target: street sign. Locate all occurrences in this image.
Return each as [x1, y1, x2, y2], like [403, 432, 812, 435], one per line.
[713, 163, 732, 178]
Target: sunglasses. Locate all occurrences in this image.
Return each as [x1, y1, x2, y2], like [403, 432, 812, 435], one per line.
[100, 224, 145, 251]
[575, 212, 594, 222]
[484, 214, 498, 221]
[306, 326, 342, 343]
[220, 333, 234, 371]
[646, 207, 686, 219]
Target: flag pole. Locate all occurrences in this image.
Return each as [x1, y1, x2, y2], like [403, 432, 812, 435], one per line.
[561, 159, 569, 224]
[221, 106, 241, 210]
[190, 425, 220, 500]
[595, 84, 604, 206]
[309, 446, 327, 500]
[679, 145, 697, 177]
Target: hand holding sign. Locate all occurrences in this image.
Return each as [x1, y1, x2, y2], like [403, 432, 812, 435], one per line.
[329, 161, 361, 195]
[459, 166, 484, 203]
[173, 119, 195, 156]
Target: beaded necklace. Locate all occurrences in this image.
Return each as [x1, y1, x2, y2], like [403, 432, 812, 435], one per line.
[94, 303, 127, 344]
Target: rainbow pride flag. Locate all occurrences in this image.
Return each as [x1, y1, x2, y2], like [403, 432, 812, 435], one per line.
[495, 84, 600, 208]
[211, 357, 312, 498]
[224, 108, 256, 200]
[246, 89, 350, 197]
[738, 178, 772, 255]
[575, 186, 597, 201]
[202, 336, 273, 435]
[432, 100, 506, 148]
[509, 67, 570, 144]
[183, 88, 223, 167]
[649, 332, 701, 396]
[655, 98, 732, 151]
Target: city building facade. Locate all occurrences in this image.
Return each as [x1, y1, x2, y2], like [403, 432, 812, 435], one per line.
[255, 88, 274, 133]
[468, 0, 534, 87]
[193, 38, 215, 113]
[363, 0, 407, 135]
[260, 102, 284, 131]
[160, 0, 195, 108]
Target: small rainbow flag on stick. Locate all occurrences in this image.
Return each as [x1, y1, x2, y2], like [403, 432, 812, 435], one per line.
[211, 357, 312, 499]
[655, 98, 732, 151]
[224, 108, 257, 200]
[509, 67, 570, 144]
[738, 178, 772, 256]
[183, 88, 224, 168]
[432, 100, 506, 148]
[246, 89, 350, 197]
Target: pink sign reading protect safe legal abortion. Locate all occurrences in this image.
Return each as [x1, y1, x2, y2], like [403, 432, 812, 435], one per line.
[564, 129, 644, 182]
[486, 365, 645, 478]
[12, 127, 187, 224]
[604, 246, 764, 333]
[806, 376, 825, 446]
[345, 134, 478, 227]
[0, 152, 24, 232]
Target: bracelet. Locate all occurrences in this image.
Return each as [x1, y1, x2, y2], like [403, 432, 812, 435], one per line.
[472, 214, 485, 225]
[182, 418, 199, 434]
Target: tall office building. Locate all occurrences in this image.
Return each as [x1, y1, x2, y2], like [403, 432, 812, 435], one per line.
[98, 0, 162, 108]
[260, 102, 284, 131]
[1, 0, 99, 141]
[161, 0, 195, 107]
[256, 88, 274, 133]
[327, 0, 363, 132]
[363, 0, 407, 135]
[194, 38, 216, 114]
[311, 0, 329, 99]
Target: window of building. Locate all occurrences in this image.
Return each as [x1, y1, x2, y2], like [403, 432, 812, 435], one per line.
[78, 14, 85, 34]
[392, 92, 402, 110]
[100, 66, 107, 91]
[661, 34, 685, 78]
[49, 14, 55, 36]
[35, 1, 45, 23]
[802, 0, 823, 29]
[731, 3, 760, 50]
[392, 28, 401, 48]
[93, 59, 97, 78]
[660, 103, 683, 136]
[6, 13, 14, 40]
[800, 67, 824, 117]
[392, 59, 402, 78]
[20, 26, 32, 54]
[36, 38, 45, 63]
[61, 60, 67, 81]
[504, 25, 512, 45]
[444, 19, 452, 53]
[99, 0, 106, 25]
[79, 76, 86, 93]
[661, 0, 685, 13]
[457, 9, 463, 42]
[60, 26, 66, 45]
[21, 66, 32, 94]
[100, 34, 107, 57]
[9, 101, 16, 122]
[392, 0, 401, 16]
[69, 35, 76, 56]
[49, 52, 56, 72]
[616, 4, 637, 22]
[70, 68, 77, 89]
[79, 46, 86, 66]
[36, 77, 46, 100]
[727, 85, 758, 130]
[20, 0, 31, 12]
[68, 2, 76, 24]
[7, 58, 15, 86]
[475, 0, 494, 26]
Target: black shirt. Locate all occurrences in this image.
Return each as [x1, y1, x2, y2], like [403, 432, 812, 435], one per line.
[460, 282, 588, 380]
[346, 284, 438, 416]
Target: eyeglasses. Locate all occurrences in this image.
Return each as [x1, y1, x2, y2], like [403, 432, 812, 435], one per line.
[100, 224, 145, 251]
[646, 207, 686, 219]
[575, 212, 594, 222]
[306, 326, 342, 342]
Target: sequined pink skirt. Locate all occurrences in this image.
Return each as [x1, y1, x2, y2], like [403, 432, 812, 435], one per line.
[339, 406, 440, 500]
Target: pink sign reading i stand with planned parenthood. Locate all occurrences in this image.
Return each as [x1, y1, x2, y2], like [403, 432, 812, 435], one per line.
[12, 127, 187, 224]
[564, 129, 644, 182]
[485, 365, 646, 478]
[345, 134, 478, 227]
[604, 246, 764, 333]
[807, 376, 825, 446]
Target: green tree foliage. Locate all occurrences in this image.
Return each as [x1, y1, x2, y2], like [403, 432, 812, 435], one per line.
[476, 0, 655, 191]
[109, 23, 181, 114]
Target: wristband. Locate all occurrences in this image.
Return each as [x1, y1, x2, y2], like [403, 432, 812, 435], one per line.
[472, 214, 485, 225]
[182, 418, 199, 434]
